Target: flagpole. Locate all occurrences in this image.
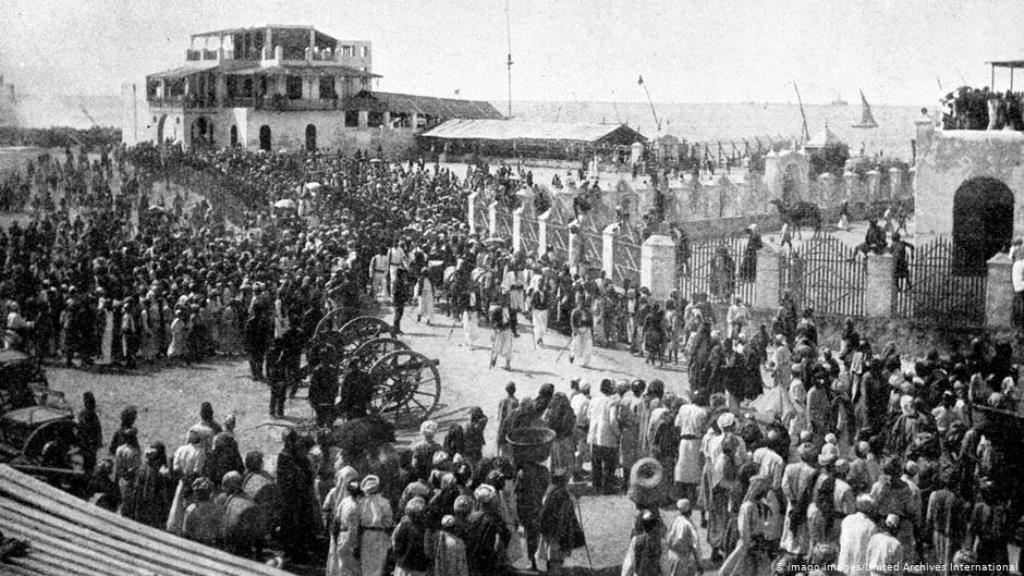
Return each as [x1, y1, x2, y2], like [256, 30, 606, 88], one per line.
[793, 82, 810, 144]
[638, 75, 660, 132]
[505, 0, 514, 118]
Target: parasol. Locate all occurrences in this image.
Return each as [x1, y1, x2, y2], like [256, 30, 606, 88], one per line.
[273, 199, 296, 209]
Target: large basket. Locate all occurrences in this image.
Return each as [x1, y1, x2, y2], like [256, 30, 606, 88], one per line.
[506, 427, 555, 463]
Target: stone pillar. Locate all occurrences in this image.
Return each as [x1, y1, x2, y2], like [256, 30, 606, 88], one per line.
[568, 222, 581, 275]
[467, 191, 479, 233]
[865, 254, 894, 318]
[382, 111, 391, 128]
[487, 201, 498, 237]
[843, 171, 856, 201]
[866, 170, 880, 202]
[986, 252, 1013, 329]
[817, 172, 834, 206]
[410, 112, 419, 130]
[602, 223, 619, 280]
[512, 206, 524, 252]
[907, 167, 916, 196]
[641, 234, 677, 301]
[889, 167, 903, 200]
[537, 210, 551, 258]
[753, 247, 781, 312]
[358, 110, 369, 128]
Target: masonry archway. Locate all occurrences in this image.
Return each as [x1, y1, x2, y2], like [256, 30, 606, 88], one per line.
[156, 114, 168, 144]
[305, 124, 317, 151]
[259, 125, 272, 151]
[952, 177, 1014, 275]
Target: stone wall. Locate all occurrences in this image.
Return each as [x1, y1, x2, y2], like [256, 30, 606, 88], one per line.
[914, 120, 1024, 236]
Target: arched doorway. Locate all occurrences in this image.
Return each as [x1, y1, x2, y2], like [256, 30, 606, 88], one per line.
[305, 124, 317, 151]
[259, 125, 272, 151]
[229, 125, 238, 147]
[952, 177, 1014, 275]
[156, 114, 168, 144]
[191, 116, 214, 147]
[782, 163, 801, 204]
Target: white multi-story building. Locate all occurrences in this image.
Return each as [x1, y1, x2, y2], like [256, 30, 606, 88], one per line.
[131, 25, 500, 153]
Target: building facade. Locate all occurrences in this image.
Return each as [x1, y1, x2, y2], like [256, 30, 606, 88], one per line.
[130, 25, 501, 154]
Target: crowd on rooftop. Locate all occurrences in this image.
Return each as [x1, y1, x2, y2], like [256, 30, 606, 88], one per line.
[941, 86, 1024, 131]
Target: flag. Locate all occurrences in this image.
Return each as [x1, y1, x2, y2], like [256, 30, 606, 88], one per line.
[637, 75, 644, 86]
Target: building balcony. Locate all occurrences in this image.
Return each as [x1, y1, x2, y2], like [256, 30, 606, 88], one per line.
[149, 94, 358, 111]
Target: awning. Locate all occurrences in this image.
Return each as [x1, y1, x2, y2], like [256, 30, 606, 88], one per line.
[419, 119, 647, 144]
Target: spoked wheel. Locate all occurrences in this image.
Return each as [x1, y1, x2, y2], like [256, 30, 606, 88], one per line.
[367, 350, 441, 422]
[22, 419, 85, 473]
[351, 337, 410, 369]
[314, 307, 356, 336]
[336, 316, 396, 354]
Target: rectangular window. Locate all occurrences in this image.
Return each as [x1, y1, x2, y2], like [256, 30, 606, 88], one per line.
[345, 111, 359, 127]
[361, 46, 369, 58]
[368, 111, 384, 127]
[319, 77, 337, 100]
[286, 75, 303, 99]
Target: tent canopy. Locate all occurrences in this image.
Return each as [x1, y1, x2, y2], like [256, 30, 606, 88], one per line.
[420, 119, 647, 145]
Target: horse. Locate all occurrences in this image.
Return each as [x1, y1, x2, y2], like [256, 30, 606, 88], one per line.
[769, 198, 822, 239]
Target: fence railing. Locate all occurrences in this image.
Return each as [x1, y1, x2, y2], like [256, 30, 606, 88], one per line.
[794, 235, 866, 317]
[678, 234, 756, 305]
[892, 236, 986, 325]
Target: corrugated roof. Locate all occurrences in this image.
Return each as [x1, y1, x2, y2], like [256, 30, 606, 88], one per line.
[371, 92, 503, 120]
[0, 464, 289, 576]
[420, 119, 647, 143]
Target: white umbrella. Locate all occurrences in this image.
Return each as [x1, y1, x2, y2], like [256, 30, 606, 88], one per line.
[304, 182, 322, 191]
[273, 199, 296, 209]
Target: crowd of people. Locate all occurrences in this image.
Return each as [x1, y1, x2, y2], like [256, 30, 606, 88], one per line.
[941, 86, 1024, 131]
[1, 141, 1021, 576]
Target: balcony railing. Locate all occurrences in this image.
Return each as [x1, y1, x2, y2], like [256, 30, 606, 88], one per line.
[149, 95, 358, 111]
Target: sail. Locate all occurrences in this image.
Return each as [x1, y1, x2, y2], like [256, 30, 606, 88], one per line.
[852, 90, 878, 129]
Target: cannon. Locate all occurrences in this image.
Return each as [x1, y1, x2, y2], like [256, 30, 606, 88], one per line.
[311, 314, 442, 423]
[0, 351, 86, 492]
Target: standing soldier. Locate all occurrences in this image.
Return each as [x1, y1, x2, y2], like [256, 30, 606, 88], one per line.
[528, 273, 550, 348]
[502, 255, 528, 337]
[570, 295, 594, 367]
[489, 293, 514, 370]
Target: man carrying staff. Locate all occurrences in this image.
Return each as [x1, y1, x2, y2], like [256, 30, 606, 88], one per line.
[489, 293, 514, 370]
[570, 294, 594, 368]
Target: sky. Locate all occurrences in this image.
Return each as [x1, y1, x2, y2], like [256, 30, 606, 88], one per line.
[1, 0, 1023, 105]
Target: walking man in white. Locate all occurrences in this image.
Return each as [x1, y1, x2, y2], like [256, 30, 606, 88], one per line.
[368, 247, 389, 303]
[570, 295, 594, 367]
[387, 238, 408, 301]
[527, 274, 550, 348]
[501, 257, 528, 337]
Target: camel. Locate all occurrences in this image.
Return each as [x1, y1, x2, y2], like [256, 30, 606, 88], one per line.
[769, 198, 822, 239]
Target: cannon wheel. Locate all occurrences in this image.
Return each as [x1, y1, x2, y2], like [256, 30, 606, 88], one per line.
[337, 316, 395, 351]
[367, 350, 441, 422]
[314, 307, 355, 336]
[351, 337, 410, 368]
[22, 419, 84, 472]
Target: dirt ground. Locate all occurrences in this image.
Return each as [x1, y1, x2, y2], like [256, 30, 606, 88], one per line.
[45, 304, 726, 574]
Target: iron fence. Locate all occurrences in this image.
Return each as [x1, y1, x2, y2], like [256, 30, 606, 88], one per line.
[794, 235, 866, 317]
[892, 236, 986, 325]
[678, 235, 756, 305]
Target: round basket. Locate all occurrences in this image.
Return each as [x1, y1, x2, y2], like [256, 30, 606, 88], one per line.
[506, 427, 555, 463]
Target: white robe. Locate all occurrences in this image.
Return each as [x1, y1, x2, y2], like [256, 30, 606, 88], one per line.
[837, 512, 878, 576]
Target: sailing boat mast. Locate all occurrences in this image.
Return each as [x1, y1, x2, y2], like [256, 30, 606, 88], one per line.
[505, 0, 513, 118]
[793, 83, 810, 144]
